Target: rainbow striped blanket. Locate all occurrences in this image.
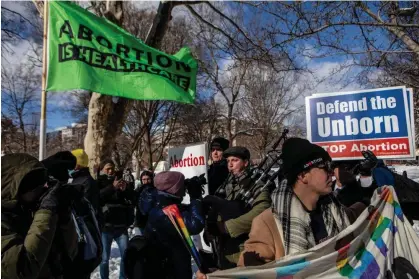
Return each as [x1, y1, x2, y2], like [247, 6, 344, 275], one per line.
[208, 186, 419, 278]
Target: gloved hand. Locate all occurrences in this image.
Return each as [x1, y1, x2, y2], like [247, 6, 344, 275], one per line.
[204, 196, 245, 220]
[206, 221, 228, 236]
[359, 150, 378, 172]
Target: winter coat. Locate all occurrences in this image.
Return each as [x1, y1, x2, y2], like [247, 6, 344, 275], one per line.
[98, 175, 136, 233]
[1, 154, 78, 279]
[211, 170, 271, 268]
[70, 168, 100, 214]
[133, 184, 153, 229]
[139, 187, 204, 279]
[238, 203, 366, 267]
[334, 180, 371, 207]
[208, 159, 229, 195]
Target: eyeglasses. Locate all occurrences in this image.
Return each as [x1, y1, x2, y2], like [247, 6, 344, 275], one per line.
[211, 148, 222, 152]
[315, 162, 334, 174]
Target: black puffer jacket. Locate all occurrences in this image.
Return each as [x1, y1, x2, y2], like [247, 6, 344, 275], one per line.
[98, 175, 136, 233]
[334, 180, 371, 207]
[71, 168, 100, 214]
[208, 159, 229, 195]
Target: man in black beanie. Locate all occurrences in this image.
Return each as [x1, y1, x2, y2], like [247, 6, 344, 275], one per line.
[235, 138, 365, 266]
[207, 137, 230, 195]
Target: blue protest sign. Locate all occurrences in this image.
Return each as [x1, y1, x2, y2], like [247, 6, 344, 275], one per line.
[306, 87, 414, 160]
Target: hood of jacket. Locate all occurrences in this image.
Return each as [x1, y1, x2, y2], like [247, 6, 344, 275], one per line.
[1, 153, 47, 209]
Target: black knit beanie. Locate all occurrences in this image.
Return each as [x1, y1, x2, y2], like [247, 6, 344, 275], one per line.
[281, 138, 331, 184]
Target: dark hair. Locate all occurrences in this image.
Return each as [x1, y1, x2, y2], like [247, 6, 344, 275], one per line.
[140, 170, 153, 180]
[99, 159, 115, 171]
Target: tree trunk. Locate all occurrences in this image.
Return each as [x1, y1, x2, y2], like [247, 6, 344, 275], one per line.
[84, 1, 175, 175]
[144, 128, 153, 169]
[18, 114, 28, 152]
[227, 104, 233, 145]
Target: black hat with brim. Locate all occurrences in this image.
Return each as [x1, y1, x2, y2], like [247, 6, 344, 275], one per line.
[211, 137, 230, 151]
[223, 146, 250, 161]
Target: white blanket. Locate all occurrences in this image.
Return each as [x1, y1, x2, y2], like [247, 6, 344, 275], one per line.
[209, 186, 419, 278]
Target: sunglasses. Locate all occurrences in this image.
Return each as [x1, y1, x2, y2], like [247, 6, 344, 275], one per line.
[211, 147, 223, 152]
[313, 161, 334, 174]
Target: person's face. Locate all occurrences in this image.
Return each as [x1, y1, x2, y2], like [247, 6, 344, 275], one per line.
[102, 163, 115, 175]
[141, 175, 152, 185]
[304, 163, 334, 195]
[227, 156, 248, 175]
[211, 147, 223, 162]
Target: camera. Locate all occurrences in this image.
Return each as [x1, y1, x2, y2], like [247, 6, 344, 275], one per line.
[185, 173, 207, 197]
[185, 173, 207, 187]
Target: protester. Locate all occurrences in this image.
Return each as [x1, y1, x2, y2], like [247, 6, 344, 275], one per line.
[203, 146, 271, 269]
[41, 151, 77, 182]
[133, 170, 154, 234]
[357, 162, 378, 204]
[98, 159, 136, 279]
[123, 168, 136, 190]
[1, 153, 79, 278]
[66, 149, 102, 279]
[136, 170, 154, 192]
[69, 149, 100, 213]
[196, 139, 364, 278]
[372, 160, 419, 224]
[207, 137, 230, 195]
[332, 160, 367, 207]
[132, 171, 204, 279]
[239, 138, 364, 266]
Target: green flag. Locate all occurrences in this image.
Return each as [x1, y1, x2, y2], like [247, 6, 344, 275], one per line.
[46, 1, 197, 104]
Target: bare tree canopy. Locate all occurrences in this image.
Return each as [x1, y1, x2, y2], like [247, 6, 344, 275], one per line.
[2, 0, 417, 164]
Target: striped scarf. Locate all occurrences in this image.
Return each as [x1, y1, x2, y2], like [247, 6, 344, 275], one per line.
[272, 179, 350, 255]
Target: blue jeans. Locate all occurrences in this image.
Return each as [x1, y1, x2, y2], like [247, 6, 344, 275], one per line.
[100, 230, 128, 279]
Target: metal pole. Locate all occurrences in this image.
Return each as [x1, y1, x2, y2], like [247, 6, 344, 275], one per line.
[39, 0, 49, 160]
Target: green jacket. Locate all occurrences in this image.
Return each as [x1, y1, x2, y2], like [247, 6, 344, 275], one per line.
[219, 171, 271, 266]
[1, 154, 78, 279]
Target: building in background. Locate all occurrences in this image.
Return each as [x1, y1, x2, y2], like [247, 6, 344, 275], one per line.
[46, 123, 87, 157]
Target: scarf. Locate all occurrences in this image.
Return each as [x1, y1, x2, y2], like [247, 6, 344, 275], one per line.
[272, 179, 350, 255]
[215, 168, 251, 199]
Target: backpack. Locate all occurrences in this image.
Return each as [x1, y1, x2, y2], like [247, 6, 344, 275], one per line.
[71, 196, 103, 274]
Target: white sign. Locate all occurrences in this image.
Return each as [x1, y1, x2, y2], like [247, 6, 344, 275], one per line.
[168, 142, 211, 251]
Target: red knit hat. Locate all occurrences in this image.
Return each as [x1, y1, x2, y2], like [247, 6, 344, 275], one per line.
[154, 171, 185, 197]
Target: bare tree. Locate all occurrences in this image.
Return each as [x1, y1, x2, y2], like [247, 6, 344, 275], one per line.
[176, 96, 224, 145]
[240, 1, 418, 146]
[1, 62, 41, 155]
[83, 1, 192, 172]
[64, 90, 92, 124]
[240, 62, 304, 158]
[1, 2, 42, 63]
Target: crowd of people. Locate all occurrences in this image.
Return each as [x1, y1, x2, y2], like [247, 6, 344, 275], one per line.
[2, 136, 418, 279]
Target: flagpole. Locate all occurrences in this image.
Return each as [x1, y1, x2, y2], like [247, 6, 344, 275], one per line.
[39, 0, 49, 160]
